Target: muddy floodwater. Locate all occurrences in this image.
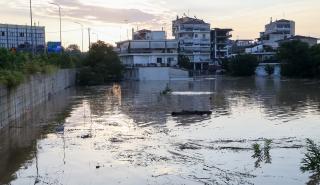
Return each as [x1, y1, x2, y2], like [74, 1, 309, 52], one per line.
[1, 77, 320, 185]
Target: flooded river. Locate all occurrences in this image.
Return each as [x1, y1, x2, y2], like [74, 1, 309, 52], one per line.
[1, 77, 320, 185]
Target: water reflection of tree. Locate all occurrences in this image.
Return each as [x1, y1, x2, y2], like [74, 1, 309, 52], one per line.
[85, 84, 122, 117]
[259, 79, 320, 121]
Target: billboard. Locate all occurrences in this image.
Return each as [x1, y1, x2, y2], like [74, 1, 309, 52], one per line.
[47, 42, 62, 53]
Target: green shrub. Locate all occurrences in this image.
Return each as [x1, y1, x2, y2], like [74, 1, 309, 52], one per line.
[0, 70, 24, 89]
[264, 64, 275, 76]
[42, 65, 58, 74]
[301, 139, 320, 173]
[78, 41, 124, 85]
[278, 41, 320, 78]
[178, 55, 192, 70]
[228, 54, 258, 76]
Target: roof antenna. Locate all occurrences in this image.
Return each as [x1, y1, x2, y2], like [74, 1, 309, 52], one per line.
[270, 17, 273, 23]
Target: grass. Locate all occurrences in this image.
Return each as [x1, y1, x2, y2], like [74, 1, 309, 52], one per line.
[252, 139, 273, 168]
[301, 139, 320, 173]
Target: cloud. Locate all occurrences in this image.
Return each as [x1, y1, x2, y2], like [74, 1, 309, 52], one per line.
[50, 0, 158, 24]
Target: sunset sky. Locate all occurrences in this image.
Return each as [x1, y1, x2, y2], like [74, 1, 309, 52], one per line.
[1, 0, 319, 50]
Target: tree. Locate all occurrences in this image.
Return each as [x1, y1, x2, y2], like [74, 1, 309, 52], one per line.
[65, 44, 81, 55]
[178, 55, 192, 70]
[228, 54, 258, 76]
[264, 64, 275, 76]
[310, 44, 320, 78]
[278, 40, 313, 78]
[78, 41, 124, 85]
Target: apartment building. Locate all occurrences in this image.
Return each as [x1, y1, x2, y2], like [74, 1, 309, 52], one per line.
[210, 28, 233, 61]
[116, 29, 178, 67]
[259, 19, 295, 48]
[172, 16, 211, 70]
[0, 24, 45, 52]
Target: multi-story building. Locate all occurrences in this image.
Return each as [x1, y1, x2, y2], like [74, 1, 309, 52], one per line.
[277, 35, 318, 47]
[172, 16, 211, 70]
[259, 19, 295, 48]
[210, 28, 233, 61]
[116, 29, 178, 67]
[0, 24, 45, 52]
[231, 39, 255, 54]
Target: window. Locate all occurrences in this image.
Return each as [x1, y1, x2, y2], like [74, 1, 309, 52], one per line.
[157, 58, 162, 63]
[1, 31, 5, 36]
[202, 34, 206, 39]
[194, 34, 198, 38]
[20, 32, 24, 37]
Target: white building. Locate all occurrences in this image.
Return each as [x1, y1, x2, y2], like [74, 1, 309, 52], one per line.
[172, 16, 211, 70]
[116, 29, 178, 68]
[259, 19, 295, 48]
[0, 24, 45, 52]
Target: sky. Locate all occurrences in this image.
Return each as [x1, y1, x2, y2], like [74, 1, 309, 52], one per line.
[0, 0, 319, 51]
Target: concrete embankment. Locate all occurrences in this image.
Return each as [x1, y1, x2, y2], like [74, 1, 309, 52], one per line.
[0, 69, 76, 129]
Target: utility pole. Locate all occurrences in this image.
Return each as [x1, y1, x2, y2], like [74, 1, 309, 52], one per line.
[74, 22, 84, 52]
[88, 28, 91, 50]
[29, 0, 34, 54]
[50, 3, 62, 48]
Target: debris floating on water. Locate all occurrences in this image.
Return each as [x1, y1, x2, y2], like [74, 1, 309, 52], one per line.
[81, 134, 92, 139]
[171, 110, 212, 116]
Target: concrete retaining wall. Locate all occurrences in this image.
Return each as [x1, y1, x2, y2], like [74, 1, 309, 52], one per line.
[0, 69, 76, 129]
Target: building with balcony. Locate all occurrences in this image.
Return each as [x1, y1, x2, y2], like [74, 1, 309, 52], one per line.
[116, 29, 178, 68]
[172, 16, 211, 70]
[259, 19, 295, 48]
[210, 28, 233, 62]
[0, 24, 45, 52]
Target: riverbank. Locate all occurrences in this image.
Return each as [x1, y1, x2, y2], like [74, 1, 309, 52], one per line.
[0, 69, 76, 129]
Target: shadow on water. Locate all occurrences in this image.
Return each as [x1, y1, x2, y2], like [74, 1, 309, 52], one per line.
[0, 89, 77, 184]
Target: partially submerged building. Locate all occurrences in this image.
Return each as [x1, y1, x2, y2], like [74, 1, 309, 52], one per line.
[116, 29, 178, 68]
[172, 16, 211, 70]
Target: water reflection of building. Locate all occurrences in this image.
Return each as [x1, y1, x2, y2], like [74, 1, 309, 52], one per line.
[119, 80, 224, 126]
[85, 78, 320, 127]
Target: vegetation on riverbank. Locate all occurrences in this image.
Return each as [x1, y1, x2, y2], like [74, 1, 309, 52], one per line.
[77, 41, 124, 86]
[0, 48, 81, 89]
[278, 41, 320, 78]
[222, 54, 258, 76]
[178, 54, 193, 70]
[301, 139, 320, 173]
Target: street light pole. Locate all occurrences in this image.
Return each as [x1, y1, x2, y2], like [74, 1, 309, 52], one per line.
[74, 22, 84, 52]
[50, 3, 62, 46]
[29, 0, 34, 54]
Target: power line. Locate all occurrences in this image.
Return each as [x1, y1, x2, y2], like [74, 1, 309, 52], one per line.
[46, 28, 82, 33]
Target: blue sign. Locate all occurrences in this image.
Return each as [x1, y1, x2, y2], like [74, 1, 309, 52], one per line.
[47, 42, 62, 53]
